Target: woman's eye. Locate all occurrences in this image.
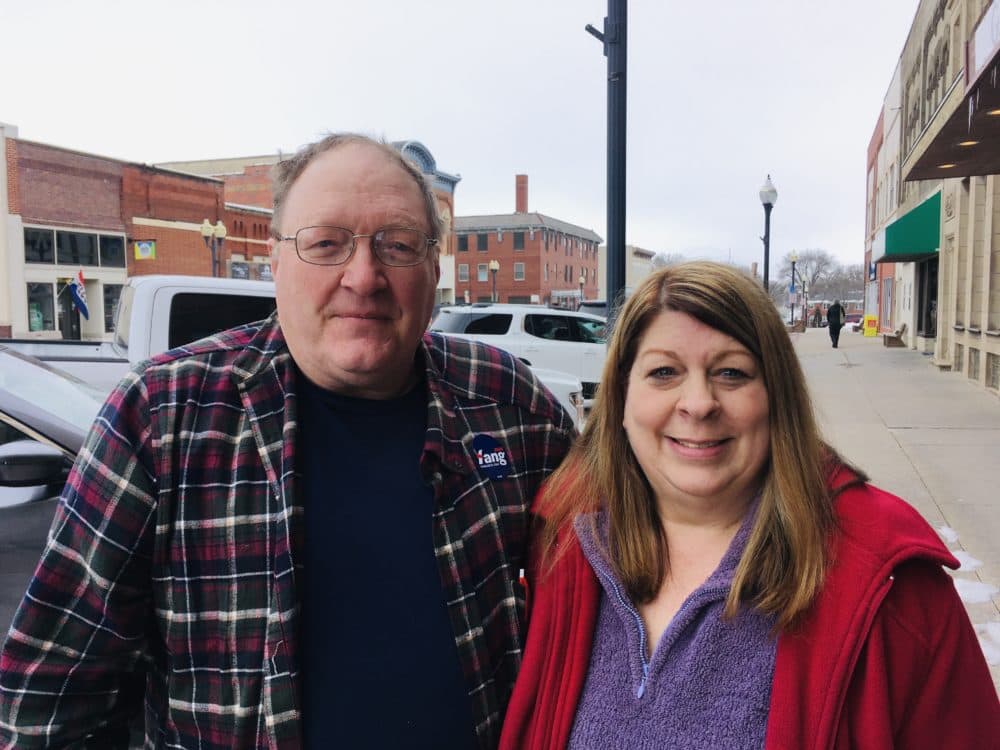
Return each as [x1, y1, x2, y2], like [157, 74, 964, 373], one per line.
[717, 367, 751, 380]
[648, 366, 676, 379]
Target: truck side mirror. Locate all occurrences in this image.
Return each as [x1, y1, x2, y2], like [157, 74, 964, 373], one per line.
[0, 441, 70, 506]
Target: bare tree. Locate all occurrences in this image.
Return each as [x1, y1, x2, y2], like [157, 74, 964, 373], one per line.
[776, 249, 837, 293]
[819, 264, 865, 301]
[652, 252, 686, 268]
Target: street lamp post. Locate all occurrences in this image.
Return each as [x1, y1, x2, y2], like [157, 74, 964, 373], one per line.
[578, 274, 586, 308]
[759, 176, 777, 292]
[200, 219, 228, 277]
[789, 251, 798, 325]
[488, 259, 500, 303]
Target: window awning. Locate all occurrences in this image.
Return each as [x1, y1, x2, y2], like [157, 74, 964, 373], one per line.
[874, 192, 940, 264]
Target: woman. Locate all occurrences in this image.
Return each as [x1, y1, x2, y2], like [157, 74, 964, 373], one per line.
[501, 262, 999, 749]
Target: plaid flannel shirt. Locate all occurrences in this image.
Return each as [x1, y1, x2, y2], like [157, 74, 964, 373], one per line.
[0, 314, 575, 749]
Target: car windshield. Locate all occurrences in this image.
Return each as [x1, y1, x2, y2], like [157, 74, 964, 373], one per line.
[0, 348, 106, 435]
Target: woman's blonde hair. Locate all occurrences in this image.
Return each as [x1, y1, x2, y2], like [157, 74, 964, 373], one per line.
[540, 261, 854, 628]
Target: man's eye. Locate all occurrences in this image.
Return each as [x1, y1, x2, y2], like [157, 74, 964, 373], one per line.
[383, 240, 417, 254]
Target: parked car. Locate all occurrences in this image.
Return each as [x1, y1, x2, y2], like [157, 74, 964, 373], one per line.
[0, 346, 105, 633]
[843, 312, 863, 332]
[576, 300, 608, 319]
[430, 304, 607, 403]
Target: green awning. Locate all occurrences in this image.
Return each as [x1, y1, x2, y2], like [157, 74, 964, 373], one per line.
[875, 192, 940, 263]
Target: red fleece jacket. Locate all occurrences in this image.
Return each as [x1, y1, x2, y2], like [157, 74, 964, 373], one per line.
[501, 477, 1000, 750]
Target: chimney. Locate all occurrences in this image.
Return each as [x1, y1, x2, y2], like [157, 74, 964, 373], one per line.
[515, 174, 528, 213]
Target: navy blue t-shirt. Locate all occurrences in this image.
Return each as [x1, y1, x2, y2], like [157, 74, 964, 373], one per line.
[298, 372, 475, 749]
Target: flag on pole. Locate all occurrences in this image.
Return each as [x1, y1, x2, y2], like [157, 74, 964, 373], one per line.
[69, 269, 90, 320]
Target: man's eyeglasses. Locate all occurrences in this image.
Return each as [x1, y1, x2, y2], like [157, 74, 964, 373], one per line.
[273, 225, 438, 267]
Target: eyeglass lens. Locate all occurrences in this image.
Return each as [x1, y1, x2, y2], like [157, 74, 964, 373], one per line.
[294, 226, 427, 266]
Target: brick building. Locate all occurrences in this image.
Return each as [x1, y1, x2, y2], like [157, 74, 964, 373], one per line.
[453, 175, 602, 306]
[0, 123, 273, 340]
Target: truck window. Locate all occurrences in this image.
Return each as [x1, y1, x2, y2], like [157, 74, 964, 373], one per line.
[168, 293, 277, 349]
[431, 312, 512, 335]
[113, 285, 135, 350]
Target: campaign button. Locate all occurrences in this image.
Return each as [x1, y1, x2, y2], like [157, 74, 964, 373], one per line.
[472, 434, 510, 480]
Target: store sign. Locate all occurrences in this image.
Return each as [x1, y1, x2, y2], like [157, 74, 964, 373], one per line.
[971, 2, 1000, 83]
[133, 240, 156, 260]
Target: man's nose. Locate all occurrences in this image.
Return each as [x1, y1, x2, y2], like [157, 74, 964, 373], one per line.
[338, 237, 387, 292]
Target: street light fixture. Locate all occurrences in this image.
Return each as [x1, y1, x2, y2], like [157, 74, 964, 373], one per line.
[578, 274, 586, 308]
[789, 251, 799, 325]
[200, 219, 228, 278]
[759, 175, 778, 292]
[488, 259, 500, 303]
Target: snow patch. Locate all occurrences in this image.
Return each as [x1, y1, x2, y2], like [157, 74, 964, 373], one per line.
[974, 623, 1000, 666]
[937, 525, 959, 544]
[953, 578, 999, 604]
[951, 550, 983, 571]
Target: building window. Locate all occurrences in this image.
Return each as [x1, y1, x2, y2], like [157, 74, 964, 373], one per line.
[514, 231, 525, 250]
[477, 263, 488, 282]
[458, 263, 469, 282]
[544, 264, 549, 281]
[56, 231, 99, 266]
[103, 284, 123, 332]
[514, 262, 525, 281]
[26, 282, 55, 331]
[100, 235, 126, 267]
[458, 235, 468, 252]
[477, 233, 489, 252]
[24, 228, 55, 263]
[230, 261, 250, 279]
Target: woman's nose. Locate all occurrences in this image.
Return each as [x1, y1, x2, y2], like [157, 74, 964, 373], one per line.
[677, 377, 719, 419]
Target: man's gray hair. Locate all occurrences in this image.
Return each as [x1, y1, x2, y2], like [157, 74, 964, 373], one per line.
[270, 133, 443, 248]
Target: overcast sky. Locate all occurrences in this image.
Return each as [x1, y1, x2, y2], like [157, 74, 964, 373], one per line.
[2, 0, 918, 267]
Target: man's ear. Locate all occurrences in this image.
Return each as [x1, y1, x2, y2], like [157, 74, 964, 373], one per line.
[268, 238, 280, 279]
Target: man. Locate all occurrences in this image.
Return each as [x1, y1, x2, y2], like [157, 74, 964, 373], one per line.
[0, 134, 575, 749]
[827, 299, 845, 348]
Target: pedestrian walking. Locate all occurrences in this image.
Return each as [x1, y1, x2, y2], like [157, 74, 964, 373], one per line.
[501, 262, 1000, 750]
[827, 298, 845, 348]
[0, 133, 575, 749]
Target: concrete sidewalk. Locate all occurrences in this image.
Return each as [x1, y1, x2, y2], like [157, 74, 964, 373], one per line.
[793, 324, 1000, 687]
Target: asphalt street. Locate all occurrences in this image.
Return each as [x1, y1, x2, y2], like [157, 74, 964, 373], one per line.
[794, 324, 1000, 688]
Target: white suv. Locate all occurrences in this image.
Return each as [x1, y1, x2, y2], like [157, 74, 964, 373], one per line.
[430, 304, 607, 403]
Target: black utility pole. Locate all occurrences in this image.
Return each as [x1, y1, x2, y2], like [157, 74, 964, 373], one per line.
[586, 0, 627, 317]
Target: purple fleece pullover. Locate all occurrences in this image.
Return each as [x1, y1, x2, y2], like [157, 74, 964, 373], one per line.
[567, 507, 777, 750]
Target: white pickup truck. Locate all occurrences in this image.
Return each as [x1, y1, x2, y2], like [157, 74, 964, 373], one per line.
[3, 275, 585, 425]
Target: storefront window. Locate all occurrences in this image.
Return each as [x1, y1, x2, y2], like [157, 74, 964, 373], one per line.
[100, 235, 126, 267]
[24, 228, 55, 264]
[26, 283, 55, 331]
[103, 284, 123, 333]
[56, 231, 99, 266]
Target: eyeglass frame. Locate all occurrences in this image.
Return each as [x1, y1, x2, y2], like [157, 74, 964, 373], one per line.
[272, 225, 439, 267]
